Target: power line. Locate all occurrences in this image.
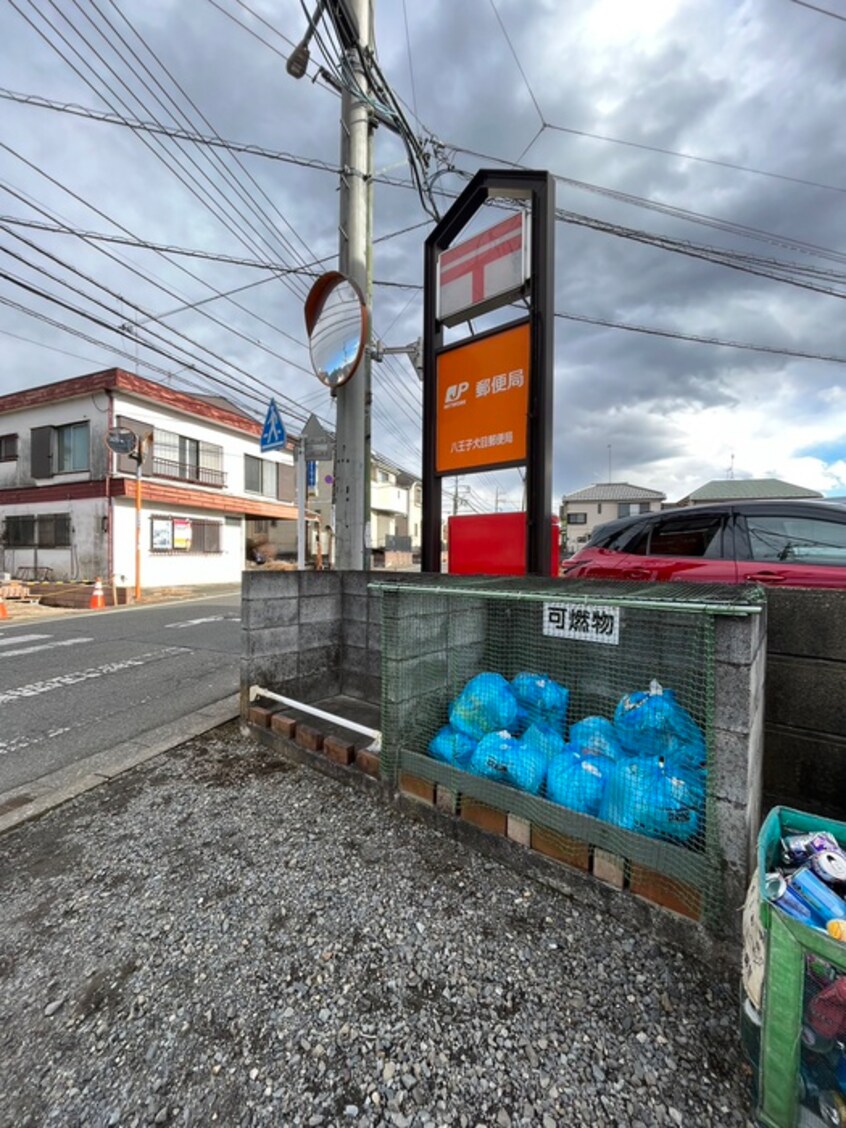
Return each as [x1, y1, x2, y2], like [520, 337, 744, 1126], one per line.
[0, 87, 343, 174]
[790, 0, 846, 21]
[553, 310, 846, 364]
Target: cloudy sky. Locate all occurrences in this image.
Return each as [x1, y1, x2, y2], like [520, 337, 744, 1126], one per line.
[2, 0, 846, 508]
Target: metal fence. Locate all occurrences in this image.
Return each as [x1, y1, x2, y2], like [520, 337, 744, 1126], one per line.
[376, 577, 761, 929]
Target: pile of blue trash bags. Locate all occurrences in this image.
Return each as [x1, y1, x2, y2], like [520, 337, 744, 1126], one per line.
[427, 671, 705, 845]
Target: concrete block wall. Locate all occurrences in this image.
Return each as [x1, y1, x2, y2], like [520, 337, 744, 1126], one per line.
[713, 608, 767, 918]
[241, 569, 427, 715]
[764, 589, 846, 819]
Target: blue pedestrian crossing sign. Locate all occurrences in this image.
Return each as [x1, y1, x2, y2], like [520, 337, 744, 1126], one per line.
[260, 399, 286, 451]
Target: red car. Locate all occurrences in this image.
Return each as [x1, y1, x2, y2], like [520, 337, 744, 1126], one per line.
[561, 500, 846, 588]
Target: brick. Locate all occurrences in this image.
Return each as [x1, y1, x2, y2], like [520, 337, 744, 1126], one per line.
[248, 706, 275, 728]
[324, 735, 355, 766]
[355, 748, 380, 778]
[530, 826, 590, 871]
[460, 798, 506, 836]
[435, 785, 458, 815]
[295, 724, 324, 752]
[593, 849, 626, 889]
[506, 813, 531, 847]
[270, 714, 297, 739]
[399, 772, 435, 805]
[629, 863, 702, 921]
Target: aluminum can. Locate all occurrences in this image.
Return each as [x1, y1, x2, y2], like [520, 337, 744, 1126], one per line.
[783, 832, 841, 865]
[765, 872, 822, 926]
[790, 867, 846, 925]
[812, 849, 846, 886]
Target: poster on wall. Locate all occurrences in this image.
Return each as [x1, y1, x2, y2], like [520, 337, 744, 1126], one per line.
[151, 518, 173, 551]
[173, 518, 192, 550]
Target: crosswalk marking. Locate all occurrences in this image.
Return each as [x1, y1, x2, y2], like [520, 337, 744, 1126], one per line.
[0, 633, 51, 648]
[0, 638, 93, 660]
[165, 615, 240, 628]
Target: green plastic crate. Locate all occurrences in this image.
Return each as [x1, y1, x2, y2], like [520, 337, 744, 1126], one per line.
[757, 807, 846, 1128]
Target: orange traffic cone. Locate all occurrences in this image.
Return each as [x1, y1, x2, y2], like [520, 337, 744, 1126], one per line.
[0, 596, 7, 620]
[90, 577, 106, 610]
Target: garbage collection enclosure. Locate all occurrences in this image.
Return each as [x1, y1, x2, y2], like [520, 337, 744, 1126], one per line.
[376, 577, 766, 938]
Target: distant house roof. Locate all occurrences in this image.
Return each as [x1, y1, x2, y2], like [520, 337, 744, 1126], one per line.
[563, 482, 666, 503]
[680, 478, 824, 504]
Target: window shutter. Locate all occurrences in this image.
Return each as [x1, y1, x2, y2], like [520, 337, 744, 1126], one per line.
[31, 425, 53, 478]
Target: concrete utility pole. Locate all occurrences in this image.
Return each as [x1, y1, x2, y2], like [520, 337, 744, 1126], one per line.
[333, 0, 373, 570]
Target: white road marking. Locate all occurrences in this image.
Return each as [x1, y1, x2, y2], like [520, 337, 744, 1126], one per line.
[165, 615, 239, 628]
[0, 638, 93, 660]
[0, 725, 72, 757]
[0, 646, 187, 705]
[0, 634, 51, 647]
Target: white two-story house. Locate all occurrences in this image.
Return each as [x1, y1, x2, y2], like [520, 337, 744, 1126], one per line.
[0, 368, 297, 589]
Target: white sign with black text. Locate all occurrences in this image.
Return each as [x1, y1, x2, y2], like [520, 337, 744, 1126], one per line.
[543, 602, 620, 645]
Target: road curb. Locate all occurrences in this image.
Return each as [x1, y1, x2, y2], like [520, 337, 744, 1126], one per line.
[0, 693, 241, 836]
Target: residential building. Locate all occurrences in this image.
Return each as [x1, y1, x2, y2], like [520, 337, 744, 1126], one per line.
[0, 368, 297, 588]
[560, 482, 666, 556]
[268, 451, 423, 566]
[674, 478, 824, 506]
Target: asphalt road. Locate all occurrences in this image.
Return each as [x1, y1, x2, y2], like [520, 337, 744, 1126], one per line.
[0, 590, 242, 803]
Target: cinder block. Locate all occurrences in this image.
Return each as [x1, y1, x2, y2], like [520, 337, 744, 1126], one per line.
[270, 714, 297, 739]
[324, 735, 355, 766]
[460, 798, 506, 836]
[530, 826, 590, 871]
[435, 785, 458, 815]
[399, 772, 435, 805]
[355, 748, 380, 778]
[506, 813, 531, 847]
[248, 706, 274, 728]
[295, 724, 324, 752]
[629, 863, 702, 921]
[593, 849, 626, 889]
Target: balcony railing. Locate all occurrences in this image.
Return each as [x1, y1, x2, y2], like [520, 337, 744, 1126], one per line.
[151, 457, 226, 488]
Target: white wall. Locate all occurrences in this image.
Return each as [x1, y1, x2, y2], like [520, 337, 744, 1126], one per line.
[111, 499, 244, 587]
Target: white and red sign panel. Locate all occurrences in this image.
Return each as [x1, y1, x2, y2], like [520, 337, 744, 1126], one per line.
[437, 212, 529, 326]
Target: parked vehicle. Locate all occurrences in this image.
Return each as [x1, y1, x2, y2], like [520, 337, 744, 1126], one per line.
[560, 500, 846, 588]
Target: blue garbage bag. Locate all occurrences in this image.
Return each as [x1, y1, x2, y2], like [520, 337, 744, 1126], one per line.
[546, 745, 610, 816]
[521, 722, 568, 763]
[599, 754, 704, 843]
[613, 680, 706, 769]
[449, 673, 519, 740]
[427, 725, 476, 768]
[511, 672, 569, 734]
[468, 731, 546, 795]
[569, 716, 623, 762]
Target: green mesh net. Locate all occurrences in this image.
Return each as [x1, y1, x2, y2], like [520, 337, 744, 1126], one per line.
[375, 577, 740, 925]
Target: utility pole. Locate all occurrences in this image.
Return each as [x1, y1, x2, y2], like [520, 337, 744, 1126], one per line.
[333, 0, 373, 570]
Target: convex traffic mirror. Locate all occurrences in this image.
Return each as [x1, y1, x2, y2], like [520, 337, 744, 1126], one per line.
[304, 271, 368, 389]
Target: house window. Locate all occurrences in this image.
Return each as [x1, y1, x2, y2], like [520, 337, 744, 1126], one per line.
[4, 513, 71, 547]
[0, 434, 18, 461]
[567, 512, 587, 525]
[150, 515, 222, 554]
[620, 501, 652, 517]
[153, 429, 224, 487]
[56, 422, 89, 472]
[244, 455, 279, 497]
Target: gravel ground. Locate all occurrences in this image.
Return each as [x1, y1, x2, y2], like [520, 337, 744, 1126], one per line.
[0, 722, 756, 1128]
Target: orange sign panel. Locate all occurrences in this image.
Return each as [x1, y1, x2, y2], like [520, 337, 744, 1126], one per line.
[436, 320, 530, 474]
